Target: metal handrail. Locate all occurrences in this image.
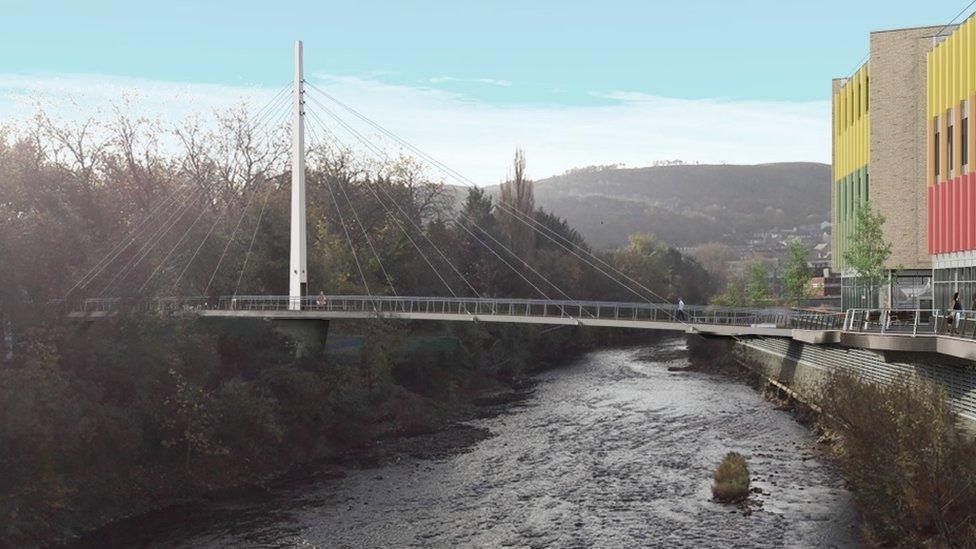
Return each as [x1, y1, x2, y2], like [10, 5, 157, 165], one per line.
[68, 295, 815, 329]
[842, 308, 957, 338]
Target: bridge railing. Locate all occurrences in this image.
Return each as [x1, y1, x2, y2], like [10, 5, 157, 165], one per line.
[789, 308, 847, 331]
[842, 308, 946, 337]
[69, 295, 808, 328]
[215, 295, 795, 326]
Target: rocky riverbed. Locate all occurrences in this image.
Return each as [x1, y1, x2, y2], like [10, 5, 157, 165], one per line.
[70, 337, 858, 548]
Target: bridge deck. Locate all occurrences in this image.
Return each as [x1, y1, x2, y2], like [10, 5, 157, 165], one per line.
[68, 295, 803, 337]
[66, 298, 976, 360]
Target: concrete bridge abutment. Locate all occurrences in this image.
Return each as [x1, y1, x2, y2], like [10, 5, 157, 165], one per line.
[272, 319, 330, 358]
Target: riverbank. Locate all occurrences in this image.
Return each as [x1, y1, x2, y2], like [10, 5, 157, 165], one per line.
[5, 316, 639, 548]
[64, 337, 857, 548]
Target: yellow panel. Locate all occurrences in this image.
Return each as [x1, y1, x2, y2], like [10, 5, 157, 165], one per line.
[971, 18, 976, 95]
[932, 52, 934, 120]
[833, 64, 869, 184]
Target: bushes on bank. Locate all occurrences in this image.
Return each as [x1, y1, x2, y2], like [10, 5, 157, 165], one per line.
[712, 452, 750, 502]
[819, 370, 976, 546]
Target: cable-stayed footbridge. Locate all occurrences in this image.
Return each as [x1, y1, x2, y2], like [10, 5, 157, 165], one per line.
[58, 41, 976, 361]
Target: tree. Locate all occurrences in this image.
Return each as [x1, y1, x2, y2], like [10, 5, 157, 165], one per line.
[498, 147, 535, 261]
[613, 233, 670, 300]
[745, 260, 772, 306]
[691, 242, 736, 286]
[781, 238, 811, 307]
[842, 200, 893, 291]
[712, 279, 746, 307]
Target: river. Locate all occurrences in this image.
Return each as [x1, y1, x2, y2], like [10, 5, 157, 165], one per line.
[72, 337, 858, 548]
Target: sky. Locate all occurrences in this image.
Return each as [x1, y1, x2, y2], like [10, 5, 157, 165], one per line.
[0, 0, 972, 182]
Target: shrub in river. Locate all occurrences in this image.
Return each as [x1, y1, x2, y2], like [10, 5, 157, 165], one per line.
[819, 370, 976, 546]
[712, 452, 750, 502]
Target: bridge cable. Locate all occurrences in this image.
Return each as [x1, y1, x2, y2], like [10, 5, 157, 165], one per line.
[304, 82, 681, 319]
[307, 109, 461, 297]
[65, 181, 193, 299]
[176, 93, 292, 295]
[204, 174, 266, 295]
[305, 92, 585, 309]
[135, 91, 293, 298]
[232, 182, 275, 297]
[307, 125, 399, 296]
[137, 192, 213, 294]
[202, 99, 294, 296]
[306, 103, 592, 326]
[324, 176, 373, 296]
[100, 189, 203, 295]
[305, 100, 570, 305]
[100, 186, 201, 296]
[174, 197, 236, 290]
[74, 82, 292, 302]
[305, 105, 476, 298]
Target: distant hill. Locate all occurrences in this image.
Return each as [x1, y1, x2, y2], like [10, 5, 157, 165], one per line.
[514, 162, 830, 249]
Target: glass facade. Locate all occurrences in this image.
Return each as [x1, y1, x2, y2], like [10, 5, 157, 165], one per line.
[842, 271, 932, 310]
[934, 267, 976, 311]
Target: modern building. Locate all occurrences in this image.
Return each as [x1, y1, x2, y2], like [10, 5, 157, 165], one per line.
[832, 26, 944, 310]
[928, 16, 976, 310]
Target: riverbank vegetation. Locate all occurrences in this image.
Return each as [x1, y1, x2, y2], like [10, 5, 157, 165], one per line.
[0, 108, 712, 546]
[711, 452, 750, 503]
[819, 371, 976, 546]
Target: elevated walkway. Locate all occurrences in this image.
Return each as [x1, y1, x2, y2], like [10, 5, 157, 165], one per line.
[65, 298, 976, 362]
[67, 295, 798, 337]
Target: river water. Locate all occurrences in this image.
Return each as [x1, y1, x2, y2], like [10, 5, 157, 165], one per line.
[74, 337, 858, 548]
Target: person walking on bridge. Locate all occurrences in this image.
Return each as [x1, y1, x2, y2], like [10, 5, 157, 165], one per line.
[676, 297, 686, 321]
[947, 292, 963, 334]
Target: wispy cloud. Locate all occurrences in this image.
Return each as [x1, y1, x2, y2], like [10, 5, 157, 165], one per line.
[429, 76, 513, 87]
[0, 71, 829, 183]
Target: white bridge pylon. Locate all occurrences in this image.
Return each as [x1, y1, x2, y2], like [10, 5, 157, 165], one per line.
[289, 40, 308, 310]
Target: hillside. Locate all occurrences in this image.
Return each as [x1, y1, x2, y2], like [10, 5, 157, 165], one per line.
[516, 162, 829, 249]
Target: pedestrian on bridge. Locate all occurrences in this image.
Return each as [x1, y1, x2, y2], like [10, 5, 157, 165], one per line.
[947, 292, 963, 334]
[677, 297, 686, 321]
[316, 291, 328, 309]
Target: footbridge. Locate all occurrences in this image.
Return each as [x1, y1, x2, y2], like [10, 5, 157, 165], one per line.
[57, 42, 976, 364]
[68, 295, 818, 337]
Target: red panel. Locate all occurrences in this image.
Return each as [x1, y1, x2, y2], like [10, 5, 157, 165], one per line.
[966, 176, 971, 251]
[955, 177, 961, 252]
[935, 182, 940, 254]
[943, 181, 949, 254]
[962, 177, 968, 251]
[956, 176, 969, 250]
[928, 185, 935, 254]
[938, 182, 943, 254]
[959, 177, 965, 252]
[971, 172, 976, 250]
[946, 179, 957, 252]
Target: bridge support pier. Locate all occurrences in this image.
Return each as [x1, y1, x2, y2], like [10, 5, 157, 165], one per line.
[272, 319, 329, 358]
[685, 333, 736, 368]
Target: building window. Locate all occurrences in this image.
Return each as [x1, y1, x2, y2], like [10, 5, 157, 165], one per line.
[948, 123, 954, 172]
[865, 77, 869, 111]
[936, 126, 941, 177]
[964, 117, 969, 167]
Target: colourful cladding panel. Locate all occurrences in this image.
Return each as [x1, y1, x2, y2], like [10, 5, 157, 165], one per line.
[928, 17, 976, 255]
[833, 64, 870, 180]
[833, 167, 868, 271]
[928, 176, 976, 254]
[833, 64, 870, 271]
